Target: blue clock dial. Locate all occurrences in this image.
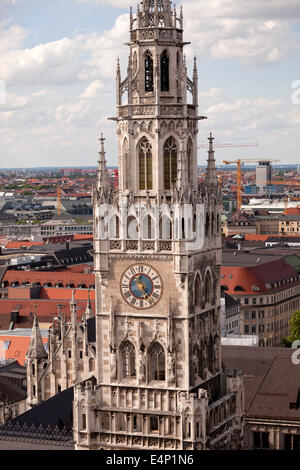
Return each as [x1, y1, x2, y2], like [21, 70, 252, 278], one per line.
[121, 264, 163, 309]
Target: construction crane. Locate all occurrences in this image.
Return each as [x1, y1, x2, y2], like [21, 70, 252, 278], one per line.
[197, 142, 259, 149]
[197, 141, 259, 189]
[223, 158, 280, 210]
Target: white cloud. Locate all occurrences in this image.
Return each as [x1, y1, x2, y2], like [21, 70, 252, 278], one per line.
[80, 80, 104, 100]
[0, 13, 129, 86]
[182, 0, 300, 66]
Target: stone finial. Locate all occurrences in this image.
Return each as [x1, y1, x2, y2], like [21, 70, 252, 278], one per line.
[26, 306, 47, 360]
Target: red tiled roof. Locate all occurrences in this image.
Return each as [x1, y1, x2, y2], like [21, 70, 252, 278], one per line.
[73, 234, 93, 240]
[3, 269, 95, 288]
[0, 334, 48, 366]
[5, 241, 44, 249]
[0, 299, 95, 330]
[221, 258, 298, 295]
[38, 287, 95, 301]
[244, 235, 271, 242]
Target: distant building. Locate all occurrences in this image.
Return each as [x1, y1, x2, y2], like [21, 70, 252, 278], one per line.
[221, 291, 241, 336]
[256, 161, 273, 196]
[221, 250, 300, 346]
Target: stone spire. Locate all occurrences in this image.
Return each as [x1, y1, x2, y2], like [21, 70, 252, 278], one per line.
[97, 134, 110, 191]
[84, 290, 93, 320]
[206, 132, 218, 186]
[70, 289, 78, 328]
[26, 306, 47, 360]
[140, 0, 173, 28]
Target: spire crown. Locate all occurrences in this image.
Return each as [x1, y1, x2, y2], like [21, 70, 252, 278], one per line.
[206, 132, 218, 185]
[26, 306, 47, 360]
[97, 133, 110, 190]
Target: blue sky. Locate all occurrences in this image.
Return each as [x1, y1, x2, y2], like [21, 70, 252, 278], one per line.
[0, 0, 300, 168]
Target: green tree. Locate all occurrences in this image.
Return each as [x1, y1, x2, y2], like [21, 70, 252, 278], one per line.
[282, 311, 300, 347]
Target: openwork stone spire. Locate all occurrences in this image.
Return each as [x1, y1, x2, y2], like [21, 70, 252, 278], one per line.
[97, 133, 110, 191]
[26, 306, 47, 360]
[140, 0, 174, 28]
[206, 132, 218, 186]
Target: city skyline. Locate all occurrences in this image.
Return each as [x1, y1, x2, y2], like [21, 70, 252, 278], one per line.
[0, 0, 300, 168]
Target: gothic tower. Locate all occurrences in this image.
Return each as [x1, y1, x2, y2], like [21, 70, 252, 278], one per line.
[74, 0, 244, 450]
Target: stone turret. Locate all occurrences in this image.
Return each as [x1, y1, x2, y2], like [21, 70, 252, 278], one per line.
[25, 306, 48, 408]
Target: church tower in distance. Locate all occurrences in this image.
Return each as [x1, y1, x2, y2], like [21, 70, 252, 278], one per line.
[73, 0, 244, 450]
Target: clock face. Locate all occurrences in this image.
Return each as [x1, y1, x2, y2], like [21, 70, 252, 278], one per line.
[120, 264, 163, 309]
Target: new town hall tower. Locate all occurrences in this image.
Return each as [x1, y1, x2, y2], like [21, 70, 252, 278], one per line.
[73, 0, 244, 450]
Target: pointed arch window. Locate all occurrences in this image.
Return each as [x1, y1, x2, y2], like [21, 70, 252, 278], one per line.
[149, 342, 165, 381]
[161, 50, 169, 92]
[120, 340, 136, 379]
[164, 136, 177, 190]
[145, 52, 154, 92]
[194, 274, 201, 307]
[138, 137, 153, 190]
[204, 272, 212, 305]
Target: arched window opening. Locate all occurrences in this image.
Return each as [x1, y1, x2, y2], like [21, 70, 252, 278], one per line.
[127, 215, 138, 240]
[164, 137, 177, 190]
[159, 215, 172, 239]
[109, 215, 120, 239]
[181, 218, 185, 239]
[142, 214, 155, 239]
[149, 342, 165, 381]
[204, 272, 212, 305]
[138, 137, 153, 190]
[176, 51, 180, 69]
[150, 416, 159, 432]
[120, 340, 136, 379]
[145, 52, 154, 92]
[194, 274, 201, 307]
[161, 50, 169, 92]
[205, 213, 210, 237]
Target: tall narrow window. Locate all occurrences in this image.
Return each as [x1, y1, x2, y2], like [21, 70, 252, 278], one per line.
[204, 272, 212, 305]
[120, 340, 136, 379]
[187, 138, 193, 181]
[138, 137, 153, 190]
[149, 342, 165, 381]
[161, 50, 169, 92]
[145, 52, 154, 92]
[164, 137, 177, 190]
[194, 274, 201, 306]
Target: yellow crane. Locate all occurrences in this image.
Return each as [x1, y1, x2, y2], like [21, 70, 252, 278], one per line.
[223, 159, 280, 210]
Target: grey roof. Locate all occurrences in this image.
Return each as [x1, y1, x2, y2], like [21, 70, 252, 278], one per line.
[222, 346, 300, 421]
[222, 249, 282, 267]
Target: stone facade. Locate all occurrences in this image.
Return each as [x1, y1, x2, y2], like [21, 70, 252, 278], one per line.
[25, 297, 96, 407]
[73, 0, 244, 451]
